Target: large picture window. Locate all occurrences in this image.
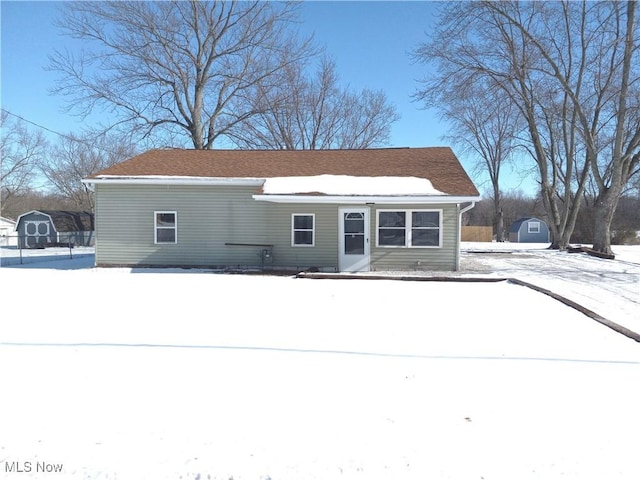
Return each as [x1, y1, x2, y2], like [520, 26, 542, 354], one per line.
[377, 209, 441, 247]
[292, 214, 315, 246]
[155, 211, 177, 244]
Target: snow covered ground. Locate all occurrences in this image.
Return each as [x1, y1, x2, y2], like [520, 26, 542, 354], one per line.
[458, 242, 640, 335]
[1, 243, 639, 480]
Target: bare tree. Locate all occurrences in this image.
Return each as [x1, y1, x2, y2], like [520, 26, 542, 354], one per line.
[586, 1, 639, 254]
[49, 1, 314, 150]
[39, 131, 138, 211]
[0, 110, 48, 215]
[628, 169, 640, 198]
[415, 1, 639, 253]
[483, 1, 639, 254]
[0, 189, 79, 221]
[414, 76, 520, 241]
[232, 58, 400, 149]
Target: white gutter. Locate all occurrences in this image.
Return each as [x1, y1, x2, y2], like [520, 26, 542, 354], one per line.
[82, 176, 265, 187]
[252, 194, 481, 204]
[459, 201, 476, 215]
[456, 201, 477, 271]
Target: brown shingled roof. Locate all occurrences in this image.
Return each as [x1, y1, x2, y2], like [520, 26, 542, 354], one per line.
[91, 147, 479, 196]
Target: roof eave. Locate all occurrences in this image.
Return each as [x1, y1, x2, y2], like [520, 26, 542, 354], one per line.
[82, 176, 265, 186]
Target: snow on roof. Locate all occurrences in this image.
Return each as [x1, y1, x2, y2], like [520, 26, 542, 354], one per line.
[261, 175, 445, 196]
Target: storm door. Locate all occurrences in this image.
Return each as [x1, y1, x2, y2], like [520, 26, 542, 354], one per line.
[338, 207, 370, 272]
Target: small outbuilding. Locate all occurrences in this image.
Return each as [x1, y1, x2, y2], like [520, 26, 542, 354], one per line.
[509, 217, 550, 243]
[15, 210, 95, 248]
[0, 216, 17, 246]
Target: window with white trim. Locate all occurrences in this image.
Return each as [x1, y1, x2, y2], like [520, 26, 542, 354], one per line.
[292, 214, 314, 246]
[528, 221, 540, 234]
[155, 211, 177, 244]
[377, 209, 441, 247]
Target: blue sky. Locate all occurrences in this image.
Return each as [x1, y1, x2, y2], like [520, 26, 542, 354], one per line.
[0, 1, 536, 195]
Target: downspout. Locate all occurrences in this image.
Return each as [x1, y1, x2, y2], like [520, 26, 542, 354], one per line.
[81, 180, 97, 266]
[456, 202, 476, 271]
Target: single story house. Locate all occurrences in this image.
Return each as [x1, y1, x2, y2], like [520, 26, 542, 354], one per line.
[83, 147, 480, 272]
[15, 210, 95, 248]
[509, 217, 551, 243]
[0, 216, 17, 247]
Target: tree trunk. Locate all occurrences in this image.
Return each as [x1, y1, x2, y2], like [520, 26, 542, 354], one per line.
[592, 187, 622, 255]
[541, 185, 563, 250]
[590, 3, 636, 256]
[496, 208, 504, 242]
[548, 227, 561, 250]
[492, 187, 504, 242]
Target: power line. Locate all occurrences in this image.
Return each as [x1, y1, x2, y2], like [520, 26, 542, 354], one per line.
[1, 108, 81, 143]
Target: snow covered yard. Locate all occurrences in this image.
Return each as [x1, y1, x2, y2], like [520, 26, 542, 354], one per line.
[459, 243, 640, 335]
[1, 246, 639, 480]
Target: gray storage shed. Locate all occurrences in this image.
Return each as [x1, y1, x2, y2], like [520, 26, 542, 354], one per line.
[15, 210, 95, 248]
[509, 217, 550, 243]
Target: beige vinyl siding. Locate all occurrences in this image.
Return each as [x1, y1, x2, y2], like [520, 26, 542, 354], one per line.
[95, 184, 266, 266]
[369, 204, 459, 271]
[95, 183, 461, 270]
[263, 203, 338, 269]
[94, 184, 338, 268]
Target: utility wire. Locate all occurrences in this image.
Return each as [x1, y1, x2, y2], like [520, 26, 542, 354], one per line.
[1, 108, 85, 144]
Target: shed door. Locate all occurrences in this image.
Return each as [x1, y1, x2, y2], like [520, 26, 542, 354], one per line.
[338, 207, 370, 272]
[25, 221, 50, 248]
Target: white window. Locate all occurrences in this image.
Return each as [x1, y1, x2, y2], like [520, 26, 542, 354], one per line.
[528, 221, 541, 234]
[292, 214, 315, 246]
[377, 209, 442, 248]
[155, 211, 177, 244]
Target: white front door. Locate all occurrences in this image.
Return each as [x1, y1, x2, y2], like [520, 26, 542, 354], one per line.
[338, 207, 370, 272]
